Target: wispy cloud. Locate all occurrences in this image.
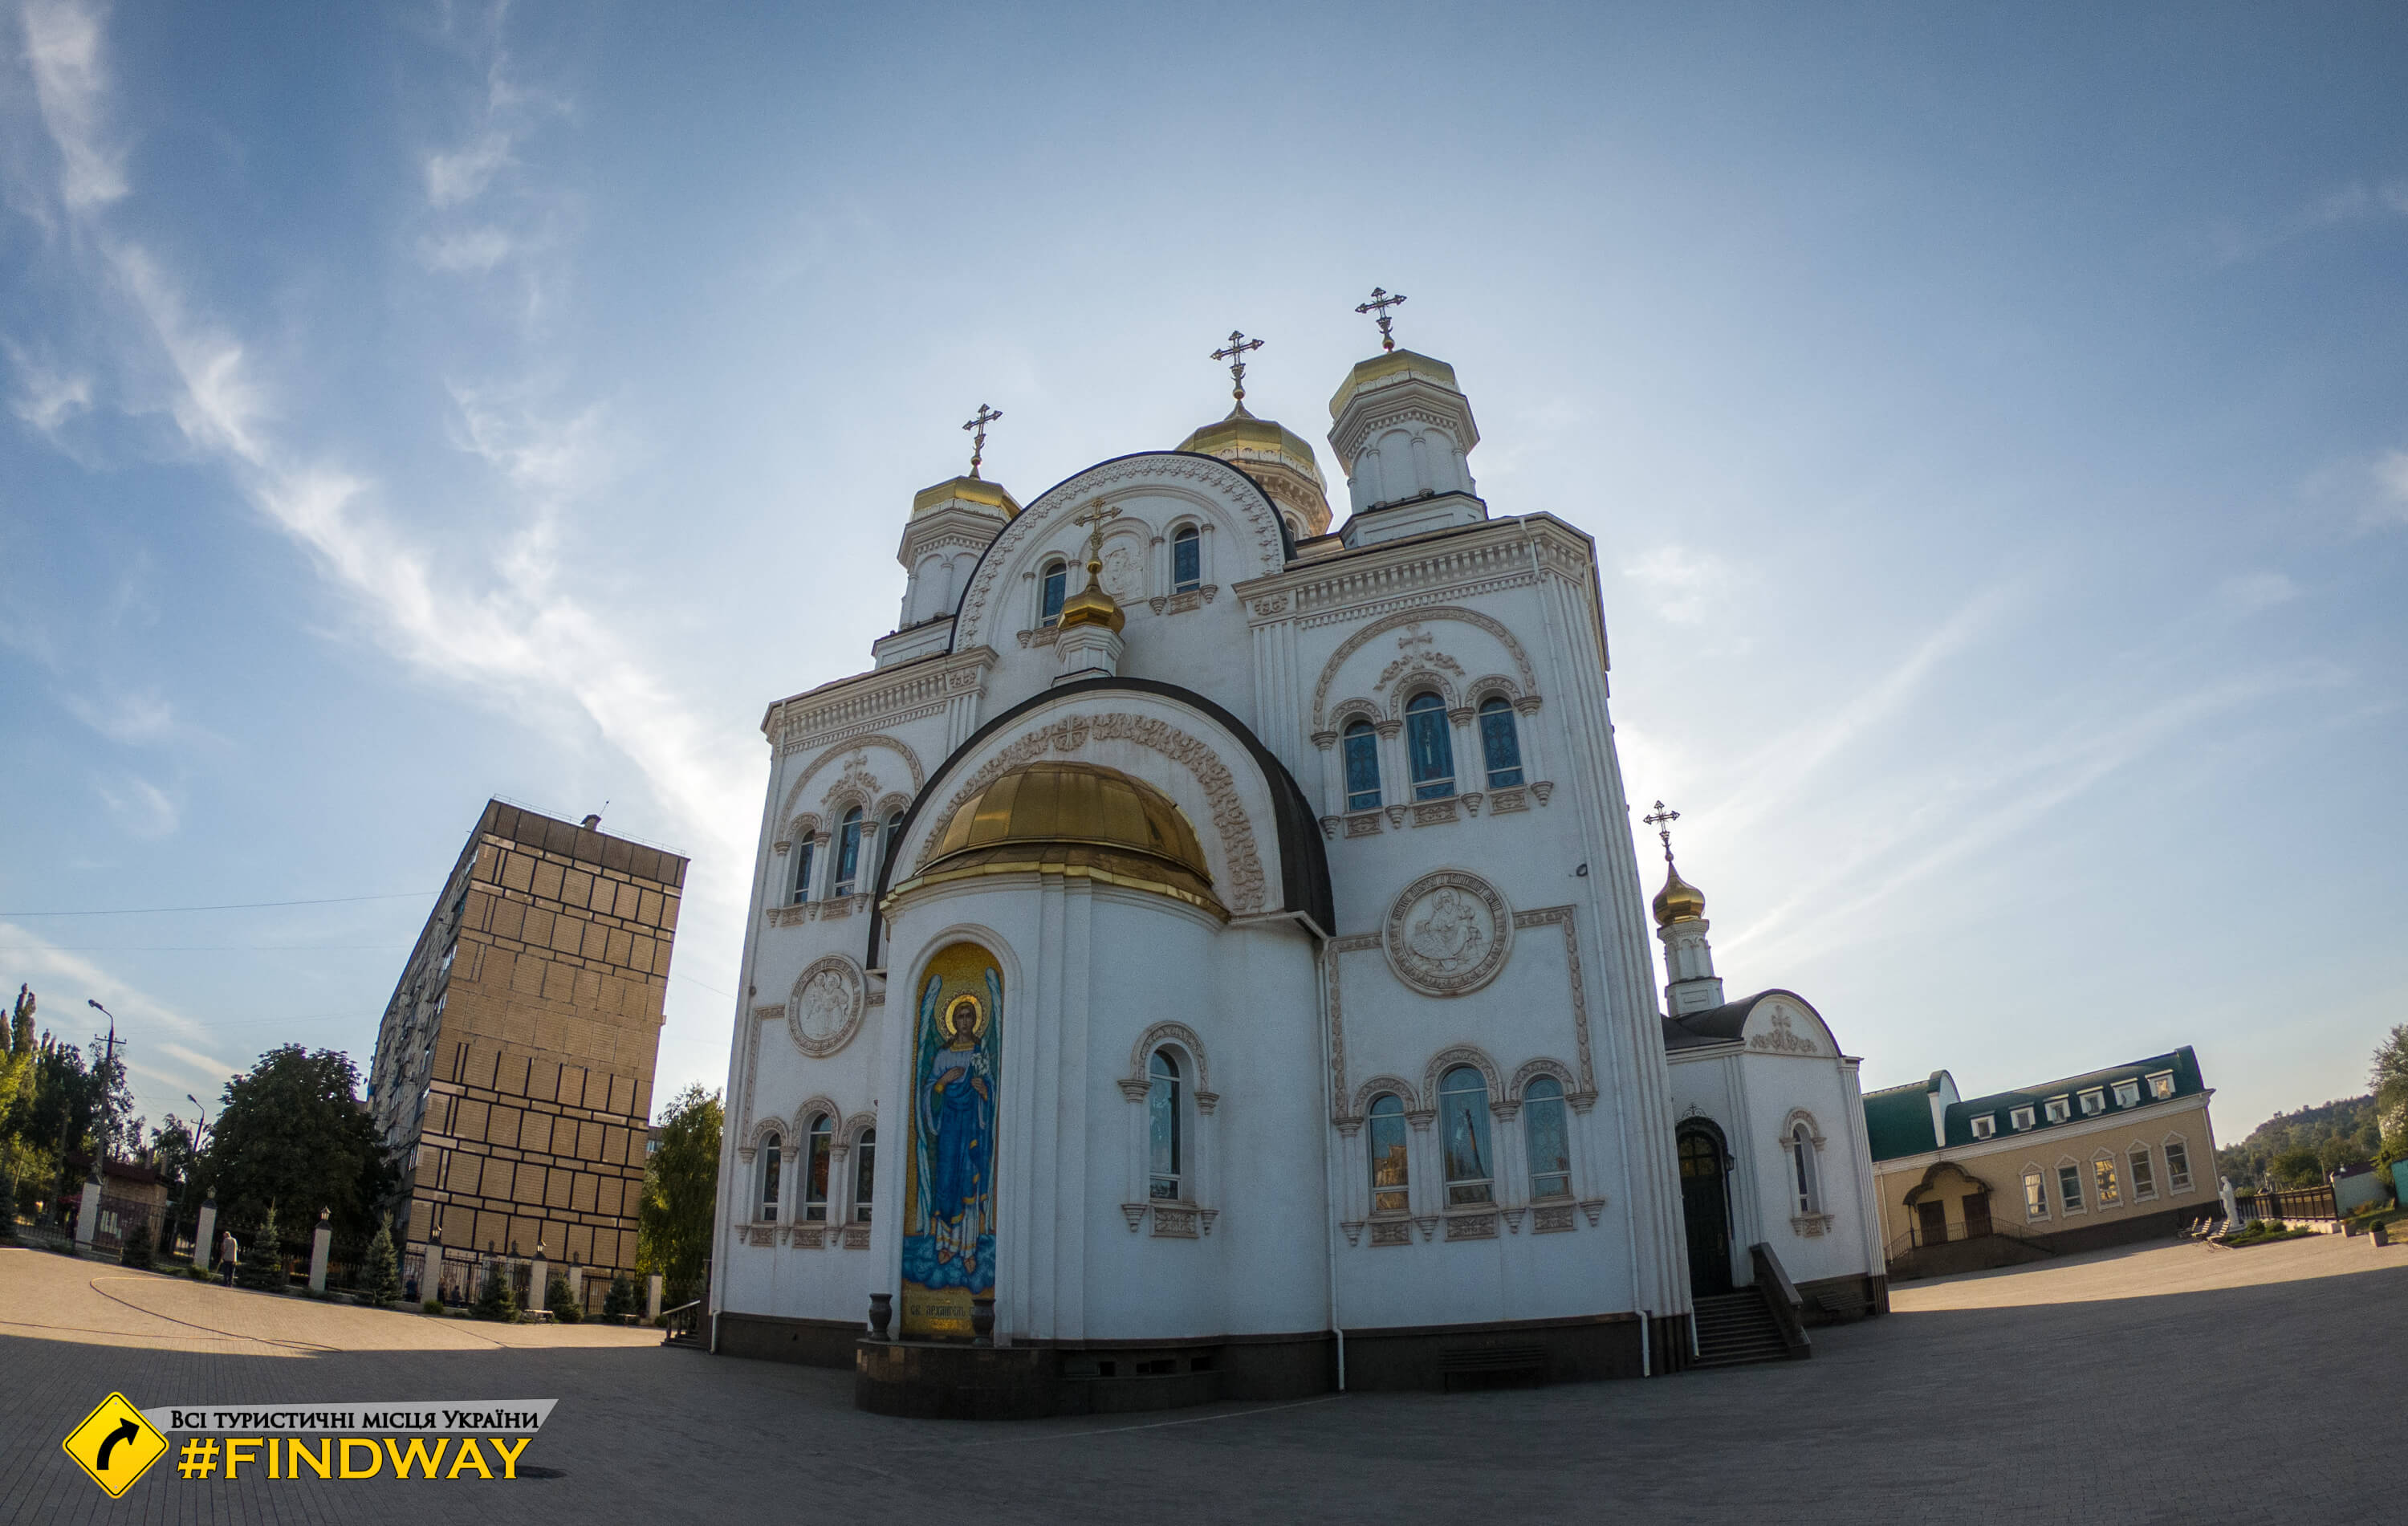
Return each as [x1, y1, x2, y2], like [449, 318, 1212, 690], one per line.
[2373, 450, 2408, 527]
[1621, 543, 1742, 625]
[93, 769, 177, 836]
[10, 0, 754, 868]
[425, 130, 510, 208]
[5, 342, 93, 436]
[2211, 179, 2408, 265]
[0, 922, 236, 1101]
[62, 686, 180, 743]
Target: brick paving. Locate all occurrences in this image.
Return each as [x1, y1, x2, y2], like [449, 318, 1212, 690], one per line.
[6, 1235, 2406, 1524]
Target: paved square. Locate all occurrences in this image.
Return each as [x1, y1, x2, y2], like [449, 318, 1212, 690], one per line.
[6, 1236, 2405, 1524]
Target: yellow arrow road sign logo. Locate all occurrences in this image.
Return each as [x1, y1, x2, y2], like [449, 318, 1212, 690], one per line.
[63, 1392, 168, 1498]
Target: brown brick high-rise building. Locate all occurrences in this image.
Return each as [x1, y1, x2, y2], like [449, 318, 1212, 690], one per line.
[368, 800, 687, 1308]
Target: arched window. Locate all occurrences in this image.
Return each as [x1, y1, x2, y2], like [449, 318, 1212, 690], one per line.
[1406, 692, 1456, 800]
[1147, 1050, 1182, 1200]
[1523, 1076, 1571, 1201]
[1790, 1122, 1819, 1214]
[1368, 1093, 1409, 1214]
[853, 1127, 876, 1224]
[790, 839, 816, 905]
[1172, 526, 1202, 592]
[832, 807, 864, 897]
[1342, 720, 1382, 812]
[1040, 559, 1068, 625]
[1438, 1065, 1493, 1206]
[803, 1113, 833, 1223]
[1477, 697, 1523, 788]
[879, 808, 905, 883]
[759, 1133, 783, 1223]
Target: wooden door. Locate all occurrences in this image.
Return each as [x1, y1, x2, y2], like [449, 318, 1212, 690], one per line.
[1678, 1126, 1733, 1296]
[1963, 1193, 1993, 1239]
[1916, 1198, 1950, 1246]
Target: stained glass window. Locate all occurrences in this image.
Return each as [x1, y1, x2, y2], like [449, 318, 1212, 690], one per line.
[804, 1113, 833, 1223]
[1406, 693, 1455, 800]
[1369, 1093, 1409, 1214]
[1438, 1065, 1492, 1206]
[1478, 697, 1523, 788]
[1344, 722, 1381, 812]
[1148, 1050, 1182, 1201]
[832, 808, 863, 897]
[1173, 527, 1201, 592]
[1041, 560, 1068, 625]
[1523, 1076, 1570, 1200]
[759, 1133, 782, 1223]
[854, 1128, 876, 1223]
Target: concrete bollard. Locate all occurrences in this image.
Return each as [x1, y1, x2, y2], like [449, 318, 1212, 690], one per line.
[308, 1209, 332, 1293]
[193, 1202, 217, 1271]
[646, 1273, 663, 1322]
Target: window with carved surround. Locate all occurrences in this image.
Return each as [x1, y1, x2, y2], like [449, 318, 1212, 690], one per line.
[1040, 559, 1067, 626]
[1117, 1030, 1216, 1237]
[1148, 1051, 1183, 1201]
[1477, 697, 1523, 788]
[1172, 525, 1202, 592]
[1406, 692, 1456, 801]
[1343, 720, 1382, 812]
[1522, 1076, 1571, 1200]
[1368, 1093, 1410, 1214]
[790, 840, 816, 905]
[1438, 1065, 1493, 1206]
[803, 1113, 833, 1223]
[759, 1133, 783, 1223]
[831, 808, 864, 897]
[1789, 1121, 1821, 1215]
[852, 1126, 877, 1224]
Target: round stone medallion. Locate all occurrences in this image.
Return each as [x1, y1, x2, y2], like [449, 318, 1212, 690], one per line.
[1383, 869, 1511, 996]
[787, 955, 865, 1057]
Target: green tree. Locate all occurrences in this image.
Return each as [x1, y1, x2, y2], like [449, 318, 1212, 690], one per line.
[2373, 1023, 2408, 1173]
[239, 1205, 287, 1292]
[546, 1273, 582, 1324]
[8, 1036, 97, 1211]
[637, 1084, 722, 1307]
[474, 1260, 518, 1322]
[604, 1272, 636, 1320]
[118, 1215, 155, 1269]
[203, 1047, 394, 1236]
[0, 985, 36, 1121]
[360, 1214, 401, 1306]
[2269, 1146, 2325, 1188]
[0, 1166, 18, 1242]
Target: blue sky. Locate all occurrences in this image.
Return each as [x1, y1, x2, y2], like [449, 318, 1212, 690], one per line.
[4, 2, 2403, 1147]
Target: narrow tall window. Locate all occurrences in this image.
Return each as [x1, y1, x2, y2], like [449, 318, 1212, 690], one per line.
[832, 808, 864, 897]
[2164, 1140, 2192, 1191]
[759, 1133, 782, 1223]
[1438, 1065, 1493, 1207]
[1342, 721, 1382, 812]
[1791, 1122, 1820, 1214]
[2129, 1146, 2156, 1200]
[879, 809, 905, 884]
[1147, 1050, 1182, 1201]
[1173, 526, 1202, 592]
[2093, 1156, 2121, 1207]
[1406, 692, 1456, 800]
[1477, 697, 1524, 788]
[2023, 1169, 2048, 1220]
[1523, 1076, 1571, 1201]
[803, 1114, 833, 1223]
[1368, 1093, 1409, 1214]
[1040, 559, 1068, 625]
[854, 1128, 876, 1223]
[2057, 1163, 2084, 1212]
[791, 839, 816, 905]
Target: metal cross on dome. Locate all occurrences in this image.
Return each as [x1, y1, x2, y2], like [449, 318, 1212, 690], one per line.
[1642, 800, 1682, 864]
[1070, 495, 1123, 563]
[962, 403, 1003, 479]
[1211, 330, 1264, 405]
[1354, 287, 1407, 351]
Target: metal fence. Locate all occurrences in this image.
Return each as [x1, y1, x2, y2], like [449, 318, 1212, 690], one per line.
[2232, 1184, 2338, 1223]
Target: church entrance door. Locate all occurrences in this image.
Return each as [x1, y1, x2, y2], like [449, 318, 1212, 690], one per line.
[1677, 1124, 1732, 1297]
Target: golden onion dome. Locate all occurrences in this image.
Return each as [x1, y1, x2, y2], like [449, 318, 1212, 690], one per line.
[1178, 404, 1328, 489]
[894, 760, 1223, 918]
[1652, 860, 1706, 927]
[1056, 557, 1125, 633]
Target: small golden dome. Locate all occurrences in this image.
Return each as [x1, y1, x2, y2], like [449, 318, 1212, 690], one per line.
[896, 760, 1222, 918]
[1652, 860, 1706, 927]
[1056, 558, 1125, 633]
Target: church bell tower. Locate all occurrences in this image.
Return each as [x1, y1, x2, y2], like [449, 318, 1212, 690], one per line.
[1645, 803, 1726, 1016]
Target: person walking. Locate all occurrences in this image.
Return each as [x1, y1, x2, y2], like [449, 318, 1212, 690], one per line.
[219, 1228, 238, 1287]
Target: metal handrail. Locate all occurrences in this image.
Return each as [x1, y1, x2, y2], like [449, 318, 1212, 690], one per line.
[660, 1299, 703, 1344]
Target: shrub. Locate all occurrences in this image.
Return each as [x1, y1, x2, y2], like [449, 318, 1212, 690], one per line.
[474, 1262, 518, 1323]
[359, 1215, 401, 1307]
[187, 1265, 211, 1282]
[0, 1170, 16, 1243]
[422, 1298, 444, 1315]
[238, 1207, 287, 1292]
[118, 1218, 155, 1269]
[546, 1274, 582, 1324]
[604, 1273, 637, 1320]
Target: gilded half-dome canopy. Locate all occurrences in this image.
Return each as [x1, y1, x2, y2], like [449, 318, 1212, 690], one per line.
[1652, 860, 1706, 927]
[893, 760, 1224, 918]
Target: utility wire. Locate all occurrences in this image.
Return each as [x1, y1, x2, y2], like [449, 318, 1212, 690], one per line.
[0, 944, 415, 953]
[0, 891, 437, 917]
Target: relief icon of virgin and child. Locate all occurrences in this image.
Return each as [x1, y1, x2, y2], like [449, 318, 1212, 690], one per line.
[901, 942, 1002, 1323]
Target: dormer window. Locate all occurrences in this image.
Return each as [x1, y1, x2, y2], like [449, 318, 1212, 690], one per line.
[2147, 1071, 2176, 1101]
[2078, 1088, 2105, 1117]
[2011, 1105, 2036, 1131]
[1970, 1115, 1996, 1140]
[2044, 1097, 2071, 1125]
[2113, 1079, 2141, 1109]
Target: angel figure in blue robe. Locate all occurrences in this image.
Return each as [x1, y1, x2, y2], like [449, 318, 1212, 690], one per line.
[916, 985, 996, 1284]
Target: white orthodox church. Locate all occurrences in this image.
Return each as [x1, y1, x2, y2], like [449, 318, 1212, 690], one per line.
[709, 307, 1887, 1414]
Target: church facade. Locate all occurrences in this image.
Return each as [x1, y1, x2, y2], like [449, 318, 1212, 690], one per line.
[709, 318, 1884, 1411]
